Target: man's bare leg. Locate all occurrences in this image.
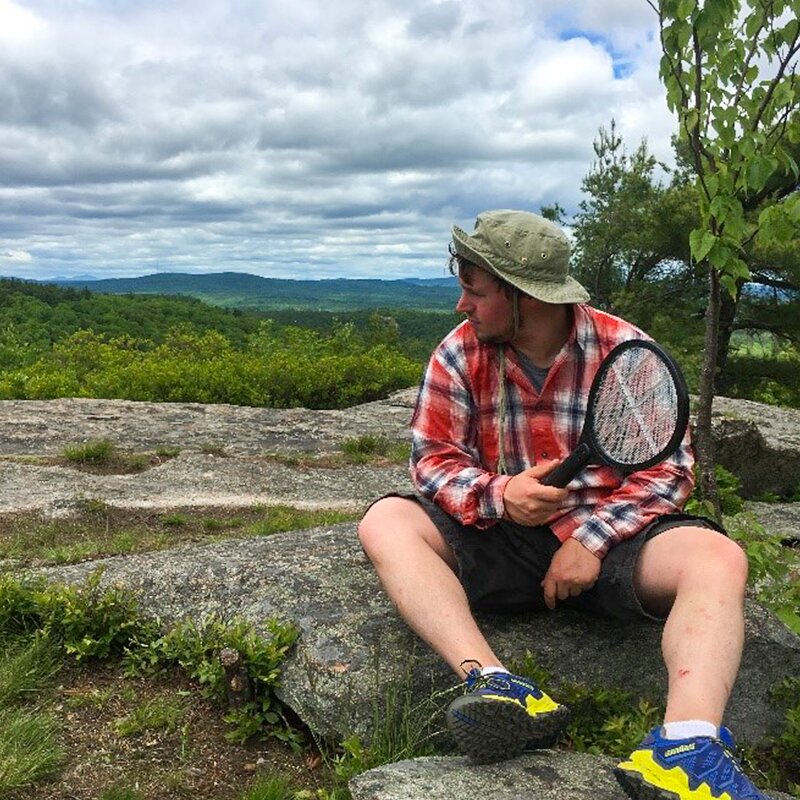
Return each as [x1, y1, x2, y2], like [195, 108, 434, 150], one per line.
[360, 496, 569, 762]
[615, 526, 773, 799]
[358, 496, 503, 675]
[633, 525, 749, 726]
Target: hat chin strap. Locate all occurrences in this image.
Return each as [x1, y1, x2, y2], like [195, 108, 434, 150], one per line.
[496, 288, 519, 477]
[511, 289, 520, 341]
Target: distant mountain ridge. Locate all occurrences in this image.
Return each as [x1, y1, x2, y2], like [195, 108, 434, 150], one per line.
[55, 271, 459, 311]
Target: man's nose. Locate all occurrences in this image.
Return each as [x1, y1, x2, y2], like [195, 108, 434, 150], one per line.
[456, 292, 471, 313]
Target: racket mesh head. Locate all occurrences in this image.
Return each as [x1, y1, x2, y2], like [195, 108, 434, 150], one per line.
[590, 345, 680, 467]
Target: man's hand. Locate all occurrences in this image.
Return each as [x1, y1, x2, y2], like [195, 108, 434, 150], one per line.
[541, 538, 601, 610]
[502, 461, 568, 526]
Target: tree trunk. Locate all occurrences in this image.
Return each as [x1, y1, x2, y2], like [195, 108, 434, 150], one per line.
[695, 267, 722, 521]
[714, 282, 741, 393]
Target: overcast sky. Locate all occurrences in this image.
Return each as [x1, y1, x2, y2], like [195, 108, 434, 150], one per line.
[0, 0, 676, 281]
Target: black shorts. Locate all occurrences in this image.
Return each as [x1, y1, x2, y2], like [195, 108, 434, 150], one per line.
[383, 494, 726, 623]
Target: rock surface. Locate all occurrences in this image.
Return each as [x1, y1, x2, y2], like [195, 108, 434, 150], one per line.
[0, 391, 798, 516]
[710, 395, 800, 498]
[1, 391, 798, 800]
[0, 393, 416, 457]
[35, 523, 800, 750]
[348, 753, 798, 800]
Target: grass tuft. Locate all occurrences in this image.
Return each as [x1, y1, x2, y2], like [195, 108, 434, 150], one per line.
[239, 773, 295, 800]
[113, 696, 187, 737]
[340, 435, 410, 465]
[0, 636, 60, 705]
[0, 706, 63, 791]
[63, 439, 116, 464]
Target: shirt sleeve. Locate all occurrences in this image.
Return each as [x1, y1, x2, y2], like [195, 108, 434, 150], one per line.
[409, 348, 511, 528]
[569, 429, 696, 558]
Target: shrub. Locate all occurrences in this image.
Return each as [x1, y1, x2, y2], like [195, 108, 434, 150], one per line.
[0, 573, 300, 744]
[0, 324, 422, 409]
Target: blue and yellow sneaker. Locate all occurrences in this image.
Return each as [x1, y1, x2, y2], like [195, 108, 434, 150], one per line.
[615, 725, 774, 800]
[446, 668, 569, 763]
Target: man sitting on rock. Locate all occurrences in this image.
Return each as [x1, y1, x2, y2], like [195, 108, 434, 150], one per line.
[358, 210, 773, 800]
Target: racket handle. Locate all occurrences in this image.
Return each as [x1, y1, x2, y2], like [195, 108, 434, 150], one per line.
[541, 443, 592, 488]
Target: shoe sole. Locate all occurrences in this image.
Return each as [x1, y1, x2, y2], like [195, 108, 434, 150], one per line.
[614, 767, 681, 800]
[446, 694, 570, 764]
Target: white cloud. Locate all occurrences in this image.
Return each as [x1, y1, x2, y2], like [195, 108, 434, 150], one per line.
[0, 0, 676, 280]
[1, 249, 33, 263]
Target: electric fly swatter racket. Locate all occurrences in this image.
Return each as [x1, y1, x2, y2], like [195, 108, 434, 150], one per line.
[542, 339, 690, 488]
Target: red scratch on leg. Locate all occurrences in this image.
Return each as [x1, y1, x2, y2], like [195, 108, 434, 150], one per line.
[678, 669, 690, 678]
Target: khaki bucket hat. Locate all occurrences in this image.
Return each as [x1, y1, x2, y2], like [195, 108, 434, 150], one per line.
[451, 209, 590, 304]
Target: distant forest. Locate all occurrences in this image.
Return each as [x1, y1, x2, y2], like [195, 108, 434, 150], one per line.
[0, 274, 797, 409]
[56, 271, 461, 312]
[0, 277, 458, 408]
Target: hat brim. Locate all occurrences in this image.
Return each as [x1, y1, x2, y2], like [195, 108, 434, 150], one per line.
[452, 225, 590, 304]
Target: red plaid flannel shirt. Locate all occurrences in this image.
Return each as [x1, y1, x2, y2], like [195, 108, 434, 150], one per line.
[409, 304, 695, 558]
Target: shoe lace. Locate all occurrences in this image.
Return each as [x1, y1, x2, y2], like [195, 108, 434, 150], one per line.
[459, 659, 482, 676]
[706, 735, 766, 799]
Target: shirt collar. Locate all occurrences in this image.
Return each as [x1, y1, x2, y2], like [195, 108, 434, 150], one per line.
[571, 303, 593, 354]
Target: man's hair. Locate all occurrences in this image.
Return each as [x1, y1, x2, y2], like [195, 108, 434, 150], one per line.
[448, 244, 516, 298]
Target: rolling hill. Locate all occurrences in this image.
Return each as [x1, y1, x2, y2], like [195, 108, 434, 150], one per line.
[56, 272, 461, 312]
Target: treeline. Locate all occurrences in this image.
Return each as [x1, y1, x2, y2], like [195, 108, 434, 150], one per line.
[1, 276, 798, 409]
[0, 278, 262, 356]
[0, 279, 438, 409]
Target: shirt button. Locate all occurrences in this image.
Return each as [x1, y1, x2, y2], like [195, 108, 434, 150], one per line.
[541, 451, 548, 458]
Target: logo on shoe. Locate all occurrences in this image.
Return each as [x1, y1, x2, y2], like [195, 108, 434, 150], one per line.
[663, 743, 697, 759]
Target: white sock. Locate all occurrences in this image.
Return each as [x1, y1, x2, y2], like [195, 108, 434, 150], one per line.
[480, 665, 506, 676]
[662, 720, 719, 740]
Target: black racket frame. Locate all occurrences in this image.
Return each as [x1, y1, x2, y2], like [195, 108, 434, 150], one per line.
[542, 339, 690, 488]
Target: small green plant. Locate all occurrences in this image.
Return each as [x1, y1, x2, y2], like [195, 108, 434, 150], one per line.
[0, 636, 60, 705]
[321, 670, 454, 797]
[247, 506, 357, 538]
[64, 685, 116, 710]
[155, 446, 181, 458]
[0, 633, 65, 791]
[685, 464, 745, 516]
[113, 695, 187, 736]
[161, 513, 187, 527]
[199, 443, 227, 457]
[124, 615, 300, 745]
[61, 441, 153, 473]
[79, 497, 111, 515]
[0, 573, 302, 749]
[340, 435, 410, 465]
[509, 650, 663, 756]
[746, 678, 800, 794]
[238, 773, 295, 800]
[63, 439, 116, 464]
[727, 515, 800, 636]
[99, 786, 145, 800]
[124, 453, 150, 472]
[34, 569, 160, 661]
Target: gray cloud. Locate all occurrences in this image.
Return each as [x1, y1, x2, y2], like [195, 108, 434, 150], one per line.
[0, 0, 675, 281]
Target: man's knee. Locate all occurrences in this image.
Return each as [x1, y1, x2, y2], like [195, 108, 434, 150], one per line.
[358, 496, 420, 553]
[358, 496, 455, 568]
[656, 526, 749, 590]
[702, 530, 749, 590]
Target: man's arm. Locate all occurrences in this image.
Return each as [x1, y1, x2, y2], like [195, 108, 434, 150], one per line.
[410, 348, 511, 527]
[542, 422, 695, 565]
[569, 434, 695, 559]
[539, 436, 694, 608]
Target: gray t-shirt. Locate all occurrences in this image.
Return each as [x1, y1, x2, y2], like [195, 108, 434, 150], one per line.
[511, 347, 550, 392]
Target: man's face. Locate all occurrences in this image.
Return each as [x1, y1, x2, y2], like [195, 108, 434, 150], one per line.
[455, 266, 514, 343]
